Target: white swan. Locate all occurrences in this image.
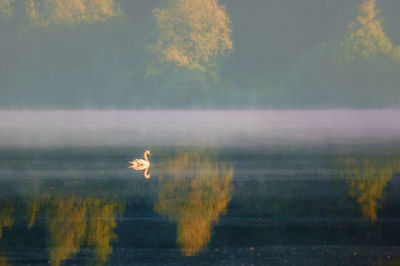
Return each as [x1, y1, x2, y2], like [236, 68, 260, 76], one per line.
[129, 150, 151, 178]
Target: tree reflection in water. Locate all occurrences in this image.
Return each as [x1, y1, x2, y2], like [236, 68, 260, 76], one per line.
[154, 152, 233, 256]
[0, 200, 14, 239]
[27, 195, 124, 266]
[0, 255, 6, 266]
[0, 200, 14, 266]
[342, 158, 400, 223]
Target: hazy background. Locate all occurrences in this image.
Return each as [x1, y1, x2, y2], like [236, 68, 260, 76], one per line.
[1, 0, 400, 109]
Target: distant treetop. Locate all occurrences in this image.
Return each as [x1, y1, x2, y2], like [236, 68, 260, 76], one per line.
[152, 0, 233, 72]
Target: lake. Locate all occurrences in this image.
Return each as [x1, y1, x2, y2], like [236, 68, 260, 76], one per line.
[1, 110, 400, 265]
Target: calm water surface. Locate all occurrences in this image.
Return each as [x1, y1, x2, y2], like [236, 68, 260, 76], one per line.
[1, 110, 400, 265]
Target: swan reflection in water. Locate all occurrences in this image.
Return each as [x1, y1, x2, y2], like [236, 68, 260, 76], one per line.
[154, 151, 233, 256]
[129, 150, 151, 178]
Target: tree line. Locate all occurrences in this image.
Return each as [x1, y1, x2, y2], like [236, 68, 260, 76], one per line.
[0, 0, 399, 108]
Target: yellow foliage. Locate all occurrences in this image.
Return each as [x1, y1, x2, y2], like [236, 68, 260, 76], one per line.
[0, 0, 13, 16]
[26, 0, 121, 26]
[154, 152, 233, 256]
[153, 0, 233, 71]
[341, 0, 397, 63]
[342, 158, 400, 223]
[393, 46, 400, 60]
[0, 201, 14, 239]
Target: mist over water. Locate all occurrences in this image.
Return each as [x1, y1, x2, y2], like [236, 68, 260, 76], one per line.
[1, 110, 400, 147]
[1, 110, 400, 265]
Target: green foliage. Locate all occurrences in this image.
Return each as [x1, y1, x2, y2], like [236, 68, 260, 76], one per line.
[152, 0, 232, 71]
[1, 0, 400, 108]
[0, 0, 13, 17]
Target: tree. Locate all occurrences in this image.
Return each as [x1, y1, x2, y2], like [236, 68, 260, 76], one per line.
[25, 0, 121, 26]
[152, 0, 232, 72]
[0, 0, 13, 16]
[340, 0, 397, 63]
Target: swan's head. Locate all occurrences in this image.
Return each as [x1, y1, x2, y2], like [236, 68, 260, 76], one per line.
[145, 150, 151, 156]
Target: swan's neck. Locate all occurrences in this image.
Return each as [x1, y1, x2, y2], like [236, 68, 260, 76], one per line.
[144, 152, 149, 162]
[144, 167, 150, 179]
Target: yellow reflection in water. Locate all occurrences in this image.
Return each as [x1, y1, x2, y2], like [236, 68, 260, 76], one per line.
[342, 158, 400, 223]
[26, 0, 121, 26]
[27, 195, 123, 266]
[26, 197, 40, 229]
[0, 201, 14, 266]
[45, 197, 88, 266]
[86, 198, 124, 264]
[0, 256, 6, 266]
[154, 152, 233, 256]
[0, 201, 14, 239]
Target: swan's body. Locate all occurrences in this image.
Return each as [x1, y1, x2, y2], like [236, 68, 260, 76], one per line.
[129, 150, 151, 178]
[129, 159, 149, 170]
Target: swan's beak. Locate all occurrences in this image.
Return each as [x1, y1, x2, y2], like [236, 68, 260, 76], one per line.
[148, 152, 152, 156]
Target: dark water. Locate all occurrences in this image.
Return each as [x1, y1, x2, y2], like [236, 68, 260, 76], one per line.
[1, 111, 400, 265]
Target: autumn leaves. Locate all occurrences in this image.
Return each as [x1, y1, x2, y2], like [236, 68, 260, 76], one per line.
[341, 0, 400, 64]
[1, 0, 234, 76]
[1, 0, 399, 107]
[26, 0, 122, 26]
[153, 0, 232, 72]
[3, 0, 398, 79]
[0, 0, 121, 25]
